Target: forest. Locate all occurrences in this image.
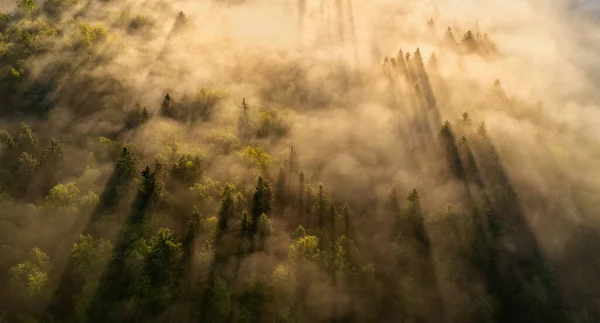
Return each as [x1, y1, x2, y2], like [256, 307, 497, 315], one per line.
[0, 0, 599, 322]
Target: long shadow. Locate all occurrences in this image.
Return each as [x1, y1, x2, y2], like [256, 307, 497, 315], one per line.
[197, 186, 240, 322]
[440, 120, 564, 322]
[381, 48, 447, 322]
[83, 165, 159, 322]
[43, 152, 137, 321]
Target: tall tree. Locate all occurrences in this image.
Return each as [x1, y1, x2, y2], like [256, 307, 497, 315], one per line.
[251, 176, 274, 230]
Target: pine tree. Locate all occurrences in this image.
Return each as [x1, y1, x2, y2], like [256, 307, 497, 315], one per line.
[438, 121, 465, 180]
[428, 52, 438, 69]
[174, 11, 188, 29]
[427, 18, 435, 30]
[115, 147, 137, 183]
[257, 214, 273, 252]
[462, 30, 477, 52]
[238, 98, 251, 141]
[240, 211, 252, 238]
[139, 107, 151, 124]
[160, 93, 174, 118]
[251, 176, 274, 233]
[215, 184, 236, 257]
[405, 188, 428, 248]
[444, 27, 456, 46]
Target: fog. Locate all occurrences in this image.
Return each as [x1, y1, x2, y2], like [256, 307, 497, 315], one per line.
[1, 0, 600, 321]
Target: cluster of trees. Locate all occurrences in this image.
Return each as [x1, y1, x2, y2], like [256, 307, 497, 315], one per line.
[426, 18, 498, 56]
[0, 1, 598, 323]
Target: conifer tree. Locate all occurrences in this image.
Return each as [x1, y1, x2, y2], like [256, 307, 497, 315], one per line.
[438, 121, 465, 180]
[444, 27, 456, 46]
[413, 48, 426, 76]
[405, 188, 428, 248]
[160, 93, 174, 118]
[139, 107, 151, 124]
[428, 52, 438, 69]
[238, 98, 252, 141]
[251, 176, 274, 230]
[115, 146, 137, 183]
[462, 30, 477, 52]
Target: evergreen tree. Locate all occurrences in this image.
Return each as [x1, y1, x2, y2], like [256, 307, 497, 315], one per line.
[257, 214, 273, 252]
[139, 107, 151, 125]
[444, 27, 456, 46]
[438, 121, 465, 180]
[462, 30, 477, 52]
[238, 98, 251, 141]
[160, 93, 174, 118]
[405, 188, 428, 248]
[413, 48, 426, 76]
[251, 176, 274, 232]
[428, 52, 438, 69]
[115, 146, 138, 183]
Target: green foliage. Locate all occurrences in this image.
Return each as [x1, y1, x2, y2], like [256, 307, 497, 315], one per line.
[115, 146, 137, 182]
[17, 152, 38, 173]
[171, 153, 204, 184]
[290, 235, 319, 261]
[17, 122, 38, 152]
[189, 177, 221, 202]
[193, 88, 223, 121]
[0, 130, 16, 149]
[143, 228, 182, 286]
[16, 0, 37, 14]
[251, 176, 274, 223]
[9, 247, 50, 299]
[72, 234, 112, 279]
[208, 128, 241, 153]
[41, 138, 64, 165]
[256, 107, 290, 138]
[160, 93, 173, 117]
[45, 182, 80, 209]
[238, 145, 272, 172]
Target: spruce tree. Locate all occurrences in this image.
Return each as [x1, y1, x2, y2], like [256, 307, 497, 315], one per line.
[444, 27, 456, 46]
[160, 93, 174, 118]
[251, 176, 274, 233]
